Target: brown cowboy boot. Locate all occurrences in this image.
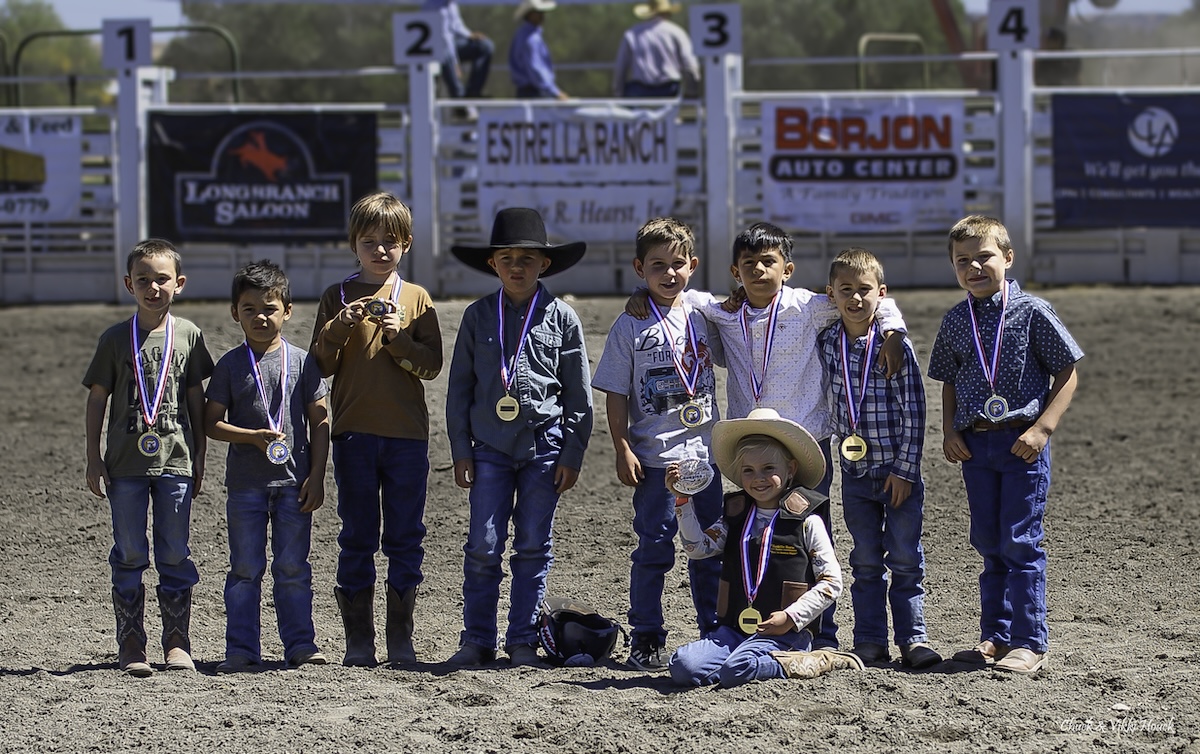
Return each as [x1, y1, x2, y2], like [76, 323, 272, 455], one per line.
[158, 586, 196, 671]
[334, 586, 377, 667]
[771, 649, 866, 679]
[385, 583, 418, 665]
[112, 586, 152, 677]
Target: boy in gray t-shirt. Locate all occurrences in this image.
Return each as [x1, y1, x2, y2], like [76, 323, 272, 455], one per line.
[592, 218, 725, 671]
[205, 260, 330, 672]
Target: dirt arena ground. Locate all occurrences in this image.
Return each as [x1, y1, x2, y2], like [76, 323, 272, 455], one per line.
[0, 286, 1196, 753]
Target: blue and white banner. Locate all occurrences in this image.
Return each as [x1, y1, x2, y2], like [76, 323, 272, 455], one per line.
[761, 96, 965, 233]
[477, 103, 678, 243]
[1052, 94, 1200, 228]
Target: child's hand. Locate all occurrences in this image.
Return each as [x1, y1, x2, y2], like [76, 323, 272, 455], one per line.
[664, 461, 682, 494]
[942, 429, 971, 463]
[878, 330, 905, 378]
[554, 465, 580, 494]
[883, 473, 912, 508]
[86, 458, 110, 498]
[454, 458, 475, 489]
[615, 448, 644, 487]
[720, 286, 746, 313]
[337, 299, 369, 326]
[624, 287, 651, 319]
[1012, 424, 1050, 463]
[375, 307, 407, 342]
[299, 475, 325, 513]
[193, 455, 205, 496]
[252, 428, 285, 453]
[756, 610, 795, 636]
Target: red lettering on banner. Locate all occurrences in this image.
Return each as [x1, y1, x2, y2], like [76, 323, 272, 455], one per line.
[775, 108, 952, 151]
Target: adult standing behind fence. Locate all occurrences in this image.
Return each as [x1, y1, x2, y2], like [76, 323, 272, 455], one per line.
[423, 0, 493, 99]
[612, 0, 700, 98]
[510, 0, 569, 100]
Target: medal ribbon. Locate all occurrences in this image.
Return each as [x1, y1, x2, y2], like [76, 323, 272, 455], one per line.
[130, 313, 175, 430]
[838, 325, 877, 436]
[739, 508, 780, 606]
[498, 287, 540, 394]
[339, 272, 402, 308]
[966, 281, 1009, 394]
[246, 339, 289, 435]
[648, 299, 701, 398]
[738, 292, 782, 404]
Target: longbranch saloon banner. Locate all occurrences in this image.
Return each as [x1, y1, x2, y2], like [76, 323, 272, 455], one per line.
[476, 104, 678, 243]
[148, 112, 377, 242]
[1052, 94, 1200, 228]
[761, 97, 965, 233]
[0, 113, 82, 222]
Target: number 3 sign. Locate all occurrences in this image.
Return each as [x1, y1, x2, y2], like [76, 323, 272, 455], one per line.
[393, 12, 447, 66]
[689, 4, 742, 57]
[988, 0, 1040, 52]
[101, 19, 152, 70]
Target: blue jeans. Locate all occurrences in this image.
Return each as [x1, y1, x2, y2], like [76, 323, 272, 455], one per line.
[442, 37, 493, 98]
[841, 472, 928, 647]
[224, 486, 318, 663]
[961, 428, 1051, 653]
[629, 466, 722, 644]
[332, 433, 429, 595]
[107, 475, 198, 601]
[813, 438, 840, 648]
[668, 625, 812, 687]
[460, 439, 560, 650]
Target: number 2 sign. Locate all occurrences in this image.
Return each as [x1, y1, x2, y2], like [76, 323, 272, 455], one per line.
[392, 12, 447, 66]
[689, 4, 742, 57]
[101, 19, 152, 70]
[988, 0, 1040, 52]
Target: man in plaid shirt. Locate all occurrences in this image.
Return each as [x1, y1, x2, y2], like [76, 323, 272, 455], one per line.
[817, 248, 941, 671]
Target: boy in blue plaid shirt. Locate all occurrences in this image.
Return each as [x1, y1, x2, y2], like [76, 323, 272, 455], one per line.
[816, 248, 941, 670]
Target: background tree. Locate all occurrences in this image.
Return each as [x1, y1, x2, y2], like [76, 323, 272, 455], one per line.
[1, 0, 105, 106]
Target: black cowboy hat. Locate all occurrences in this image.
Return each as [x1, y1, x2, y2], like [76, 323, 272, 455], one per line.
[450, 207, 587, 277]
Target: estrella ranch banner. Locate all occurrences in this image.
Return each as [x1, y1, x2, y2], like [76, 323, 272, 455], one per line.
[148, 112, 377, 242]
[761, 97, 965, 233]
[0, 113, 82, 222]
[1052, 94, 1200, 228]
[477, 104, 678, 243]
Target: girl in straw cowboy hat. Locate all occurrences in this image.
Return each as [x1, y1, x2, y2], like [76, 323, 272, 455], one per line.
[665, 407, 865, 686]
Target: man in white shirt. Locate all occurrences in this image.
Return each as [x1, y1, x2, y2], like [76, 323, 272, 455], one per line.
[612, 0, 700, 98]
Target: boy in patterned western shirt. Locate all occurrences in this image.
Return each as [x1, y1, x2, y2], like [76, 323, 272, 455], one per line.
[817, 247, 940, 671]
[928, 215, 1083, 676]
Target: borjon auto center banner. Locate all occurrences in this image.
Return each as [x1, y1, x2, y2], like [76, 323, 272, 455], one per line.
[148, 112, 377, 242]
[1053, 94, 1200, 228]
[477, 104, 677, 243]
[0, 113, 82, 222]
[762, 97, 964, 233]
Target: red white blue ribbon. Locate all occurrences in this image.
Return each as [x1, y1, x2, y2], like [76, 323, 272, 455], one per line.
[339, 271, 402, 308]
[498, 288, 540, 394]
[648, 299, 700, 398]
[740, 508, 780, 607]
[246, 339, 289, 436]
[966, 281, 1008, 395]
[738, 292, 781, 405]
[130, 313, 174, 431]
[838, 324, 877, 437]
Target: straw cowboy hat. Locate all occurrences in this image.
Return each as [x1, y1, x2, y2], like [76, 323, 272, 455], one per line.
[514, 0, 557, 21]
[711, 407, 826, 489]
[450, 207, 586, 277]
[634, 0, 682, 19]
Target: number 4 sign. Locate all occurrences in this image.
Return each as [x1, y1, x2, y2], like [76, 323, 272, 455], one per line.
[101, 19, 152, 70]
[988, 0, 1040, 52]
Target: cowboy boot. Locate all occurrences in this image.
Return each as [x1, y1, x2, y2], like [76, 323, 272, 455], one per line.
[112, 586, 152, 677]
[385, 583, 417, 665]
[334, 586, 377, 667]
[770, 649, 865, 679]
[158, 586, 196, 671]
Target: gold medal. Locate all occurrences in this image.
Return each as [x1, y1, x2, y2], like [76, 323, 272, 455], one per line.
[679, 400, 705, 428]
[738, 606, 763, 635]
[840, 433, 868, 462]
[137, 431, 162, 458]
[496, 394, 520, 421]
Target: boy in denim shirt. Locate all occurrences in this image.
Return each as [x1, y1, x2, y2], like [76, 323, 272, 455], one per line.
[445, 208, 593, 667]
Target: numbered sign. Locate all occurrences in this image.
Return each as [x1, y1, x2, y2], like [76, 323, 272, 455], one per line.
[988, 0, 1040, 52]
[689, 4, 742, 57]
[101, 19, 152, 70]
[392, 11, 447, 66]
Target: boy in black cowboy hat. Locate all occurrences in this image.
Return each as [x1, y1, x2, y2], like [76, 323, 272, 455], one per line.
[445, 207, 594, 667]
